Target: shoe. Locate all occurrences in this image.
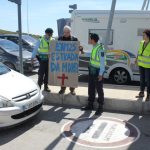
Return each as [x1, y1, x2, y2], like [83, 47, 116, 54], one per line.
[70, 91, 76, 95]
[38, 83, 42, 89]
[145, 94, 150, 101]
[136, 91, 144, 98]
[95, 105, 103, 116]
[44, 86, 51, 92]
[59, 90, 65, 94]
[81, 103, 94, 111]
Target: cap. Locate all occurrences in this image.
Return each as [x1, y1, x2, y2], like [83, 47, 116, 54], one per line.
[45, 28, 53, 34]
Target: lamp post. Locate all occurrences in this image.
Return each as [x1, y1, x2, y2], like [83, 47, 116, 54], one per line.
[104, 0, 117, 50]
[8, 0, 23, 74]
[69, 4, 77, 13]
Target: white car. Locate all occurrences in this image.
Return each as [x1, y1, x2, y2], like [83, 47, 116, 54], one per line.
[0, 63, 43, 128]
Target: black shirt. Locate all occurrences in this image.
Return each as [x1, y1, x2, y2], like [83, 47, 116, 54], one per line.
[58, 36, 78, 41]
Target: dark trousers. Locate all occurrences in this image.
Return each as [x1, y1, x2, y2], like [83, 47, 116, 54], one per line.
[139, 66, 150, 94]
[38, 60, 48, 87]
[60, 87, 75, 92]
[88, 69, 104, 105]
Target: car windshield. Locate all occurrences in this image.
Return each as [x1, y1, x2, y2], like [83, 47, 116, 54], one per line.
[22, 35, 38, 46]
[0, 40, 19, 52]
[0, 63, 10, 75]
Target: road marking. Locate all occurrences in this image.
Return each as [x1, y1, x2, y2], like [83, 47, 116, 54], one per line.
[61, 117, 140, 149]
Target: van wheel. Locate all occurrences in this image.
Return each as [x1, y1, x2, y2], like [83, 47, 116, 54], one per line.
[110, 68, 131, 85]
[4, 62, 16, 70]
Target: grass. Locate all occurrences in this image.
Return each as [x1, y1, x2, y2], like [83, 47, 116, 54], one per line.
[0, 29, 41, 39]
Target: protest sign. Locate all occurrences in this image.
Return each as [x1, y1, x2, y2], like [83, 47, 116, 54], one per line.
[49, 40, 79, 87]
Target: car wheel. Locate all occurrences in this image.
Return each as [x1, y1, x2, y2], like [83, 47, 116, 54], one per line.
[4, 62, 16, 70]
[110, 68, 131, 85]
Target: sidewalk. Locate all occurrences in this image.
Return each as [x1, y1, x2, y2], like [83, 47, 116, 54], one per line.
[43, 84, 150, 114]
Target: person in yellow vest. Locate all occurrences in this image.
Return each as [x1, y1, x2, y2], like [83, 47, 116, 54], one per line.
[82, 33, 105, 116]
[32, 28, 53, 92]
[136, 29, 150, 101]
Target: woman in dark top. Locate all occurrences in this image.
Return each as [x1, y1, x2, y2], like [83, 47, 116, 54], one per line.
[136, 29, 150, 101]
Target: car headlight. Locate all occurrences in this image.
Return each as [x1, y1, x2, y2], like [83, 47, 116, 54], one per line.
[0, 96, 14, 108]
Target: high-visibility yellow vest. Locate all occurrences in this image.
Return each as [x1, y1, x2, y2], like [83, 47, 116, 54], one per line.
[138, 40, 150, 68]
[90, 44, 104, 68]
[38, 36, 52, 60]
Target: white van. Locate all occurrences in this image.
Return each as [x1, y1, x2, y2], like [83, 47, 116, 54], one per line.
[71, 10, 150, 84]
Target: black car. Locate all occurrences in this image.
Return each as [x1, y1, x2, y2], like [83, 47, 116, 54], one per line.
[0, 39, 39, 72]
[0, 34, 38, 52]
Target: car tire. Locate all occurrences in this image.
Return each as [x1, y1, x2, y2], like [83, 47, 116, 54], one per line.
[4, 62, 16, 71]
[110, 68, 131, 85]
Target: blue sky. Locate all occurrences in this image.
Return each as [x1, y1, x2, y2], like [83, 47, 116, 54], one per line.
[0, 0, 145, 36]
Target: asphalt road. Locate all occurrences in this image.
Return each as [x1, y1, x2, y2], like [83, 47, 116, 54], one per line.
[0, 105, 150, 150]
[0, 71, 145, 150]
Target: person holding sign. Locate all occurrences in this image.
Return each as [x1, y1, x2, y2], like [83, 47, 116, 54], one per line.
[58, 25, 78, 95]
[82, 33, 105, 116]
[32, 28, 53, 92]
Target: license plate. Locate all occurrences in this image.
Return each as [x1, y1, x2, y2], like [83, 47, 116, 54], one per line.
[22, 101, 39, 111]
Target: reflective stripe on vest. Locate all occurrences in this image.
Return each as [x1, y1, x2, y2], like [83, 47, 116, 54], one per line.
[138, 40, 150, 68]
[90, 44, 103, 68]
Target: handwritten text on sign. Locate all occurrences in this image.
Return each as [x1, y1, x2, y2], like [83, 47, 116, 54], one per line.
[49, 41, 79, 87]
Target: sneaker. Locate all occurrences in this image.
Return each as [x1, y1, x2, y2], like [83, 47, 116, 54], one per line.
[136, 91, 144, 98]
[44, 86, 51, 92]
[59, 90, 65, 94]
[70, 91, 76, 95]
[38, 84, 42, 89]
[95, 105, 103, 116]
[145, 94, 150, 101]
[81, 103, 94, 111]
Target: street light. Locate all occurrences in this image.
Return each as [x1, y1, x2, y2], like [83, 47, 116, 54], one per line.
[104, 0, 117, 50]
[8, 0, 23, 74]
[8, 0, 21, 4]
[69, 4, 77, 13]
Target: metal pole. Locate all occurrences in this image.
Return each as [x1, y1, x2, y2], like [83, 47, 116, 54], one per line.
[142, 0, 147, 10]
[18, 2, 23, 74]
[104, 0, 117, 50]
[27, 0, 29, 34]
[146, 0, 150, 10]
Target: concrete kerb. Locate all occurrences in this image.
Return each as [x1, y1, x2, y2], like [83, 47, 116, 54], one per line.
[42, 85, 150, 115]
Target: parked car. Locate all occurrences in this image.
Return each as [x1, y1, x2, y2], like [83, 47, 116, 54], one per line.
[0, 39, 39, 72]
[0, 63, 43, 128]
[0, 34, 38, 52]
[79, 49, 140, 84]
